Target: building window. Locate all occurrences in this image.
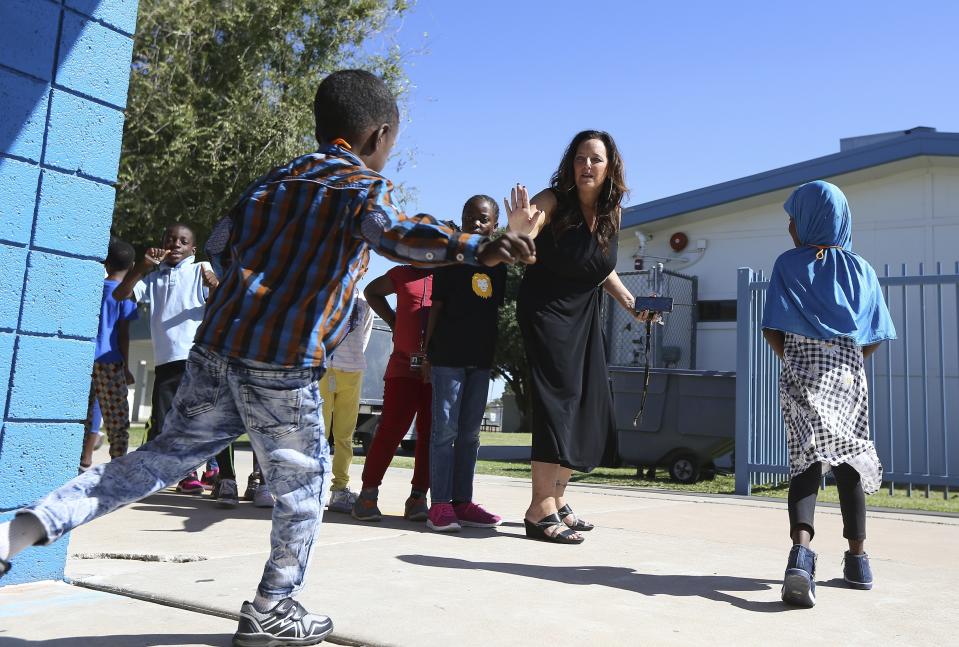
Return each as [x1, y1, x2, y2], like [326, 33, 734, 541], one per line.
[698, 299, 737, 322]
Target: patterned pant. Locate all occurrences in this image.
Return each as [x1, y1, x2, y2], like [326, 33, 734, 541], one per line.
[27, 345, 330, 601]
[84, 362, 130, 458]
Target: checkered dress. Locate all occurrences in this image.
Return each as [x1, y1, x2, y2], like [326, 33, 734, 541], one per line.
[780, 333, 883, 494]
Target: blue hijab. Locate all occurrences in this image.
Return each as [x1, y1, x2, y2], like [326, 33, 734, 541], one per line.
[762, 181, 896, 346]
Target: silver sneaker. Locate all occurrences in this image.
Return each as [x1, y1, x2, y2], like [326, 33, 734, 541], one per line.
[234, 598, 333, 647]
[215, 478, 239, 509]
[253, 483, 275, 508]
[328, 488, 357, 514]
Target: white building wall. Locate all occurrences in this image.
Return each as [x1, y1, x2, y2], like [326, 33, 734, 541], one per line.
[618, 158, 959, 371]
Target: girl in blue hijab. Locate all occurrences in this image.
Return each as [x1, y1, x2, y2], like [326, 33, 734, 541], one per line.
[762, 180, 895, 608]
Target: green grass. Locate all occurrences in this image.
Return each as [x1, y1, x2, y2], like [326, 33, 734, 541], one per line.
[129, 424, 147, 447]
[351, 454, 959, 513]
[350, 454, 735, 494]
[133, 421, 958, 514]
[478, 432, 531, 446]
[752, 481, 959, 514]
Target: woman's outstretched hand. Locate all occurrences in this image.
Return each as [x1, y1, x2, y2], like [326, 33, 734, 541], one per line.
[504, 184, 544, 237]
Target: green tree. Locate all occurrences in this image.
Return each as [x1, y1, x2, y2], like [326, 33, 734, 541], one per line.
[492, 262, 532, 432]
[112, 0, 412, 251]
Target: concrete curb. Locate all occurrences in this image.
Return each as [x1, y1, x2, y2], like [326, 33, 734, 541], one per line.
[66, 577, 376, 647]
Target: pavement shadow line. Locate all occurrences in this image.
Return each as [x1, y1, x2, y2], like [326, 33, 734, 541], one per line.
[396, 554, 796, 613]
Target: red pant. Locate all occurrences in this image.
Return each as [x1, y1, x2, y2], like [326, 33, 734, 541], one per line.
[362, 376, 432, 491]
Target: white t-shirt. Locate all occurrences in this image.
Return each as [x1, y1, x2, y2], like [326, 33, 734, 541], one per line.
[133, 257, 211, 366]
[329, 296, 373, 372]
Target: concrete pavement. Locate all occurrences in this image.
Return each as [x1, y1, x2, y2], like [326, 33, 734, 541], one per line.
[0, 580, 237, 646]
[1, 445, 956, 646]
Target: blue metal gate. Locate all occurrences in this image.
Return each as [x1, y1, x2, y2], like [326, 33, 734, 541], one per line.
[734, 263, 959, 496]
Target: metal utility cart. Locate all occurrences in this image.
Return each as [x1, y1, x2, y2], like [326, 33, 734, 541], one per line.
[609, 367, 736, 483]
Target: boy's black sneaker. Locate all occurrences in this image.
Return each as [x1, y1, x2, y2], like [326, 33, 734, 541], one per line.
[781, 544, 817, 607]
[243, 472, 260, 501]
[233, 598, 333, 647]
[843, 551, 874, 590]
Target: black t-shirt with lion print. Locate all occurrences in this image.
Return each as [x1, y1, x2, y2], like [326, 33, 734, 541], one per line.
[427, 263, 507, 368]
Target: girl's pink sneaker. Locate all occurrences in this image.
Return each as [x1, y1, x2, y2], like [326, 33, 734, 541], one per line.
[454, 502, 502, 528]
[427, 503, 461, 532]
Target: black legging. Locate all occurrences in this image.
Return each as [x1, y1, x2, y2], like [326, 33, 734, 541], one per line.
[148, 360, 187, 442]
[214, 444, 235, 480]
[788, 462, 866, 541]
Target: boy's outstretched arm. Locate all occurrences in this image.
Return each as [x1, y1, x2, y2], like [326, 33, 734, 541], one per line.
[364, 274, 397, 331]
[357, 180, 535, 268]
[762, 328, 785, 359]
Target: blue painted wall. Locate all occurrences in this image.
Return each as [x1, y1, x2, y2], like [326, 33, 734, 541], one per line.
[0, 0, 139, 586]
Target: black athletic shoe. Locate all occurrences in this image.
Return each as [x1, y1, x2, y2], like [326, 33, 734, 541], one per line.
[0, 558, 10, 578]
[233, 598, 333, 647]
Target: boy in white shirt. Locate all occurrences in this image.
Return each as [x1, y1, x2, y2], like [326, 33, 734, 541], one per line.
[113, 223, 221, 497]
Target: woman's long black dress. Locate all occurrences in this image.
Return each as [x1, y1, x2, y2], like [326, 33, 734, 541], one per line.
[518, 218, 618, 472]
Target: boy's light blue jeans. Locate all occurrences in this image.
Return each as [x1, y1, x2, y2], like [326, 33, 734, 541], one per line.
[21, 344, 330, 601]
[429, 366, 490, 504]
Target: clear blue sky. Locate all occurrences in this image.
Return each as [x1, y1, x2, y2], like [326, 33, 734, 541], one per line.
[358, 0, 959, 396]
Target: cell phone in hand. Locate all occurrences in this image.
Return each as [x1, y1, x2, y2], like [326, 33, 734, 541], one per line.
[634, 296, 674, 313]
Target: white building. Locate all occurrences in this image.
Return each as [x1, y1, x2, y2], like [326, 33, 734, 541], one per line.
[616, 127, 959, 371]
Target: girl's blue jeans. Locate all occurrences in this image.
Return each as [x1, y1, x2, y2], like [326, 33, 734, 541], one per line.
[21, 344, 330, 601]
[429, 366, 490, 504]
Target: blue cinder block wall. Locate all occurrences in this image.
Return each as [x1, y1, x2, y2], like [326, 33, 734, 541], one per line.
[0, 0, 140, 586]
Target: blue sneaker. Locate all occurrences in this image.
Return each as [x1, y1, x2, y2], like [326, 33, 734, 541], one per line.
[781, 544, 817, 607]
[843, 551, 874, 590]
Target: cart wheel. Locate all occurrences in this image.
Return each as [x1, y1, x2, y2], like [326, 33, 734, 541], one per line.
[668, 454, 700, 484]
[400, 438, 416, 453]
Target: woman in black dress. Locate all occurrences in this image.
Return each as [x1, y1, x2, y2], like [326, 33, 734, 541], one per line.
[507, 130, 647, 544]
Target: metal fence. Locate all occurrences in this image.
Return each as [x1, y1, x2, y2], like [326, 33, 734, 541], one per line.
[735, 263, 959, 496]
[603, 267, 698, 369]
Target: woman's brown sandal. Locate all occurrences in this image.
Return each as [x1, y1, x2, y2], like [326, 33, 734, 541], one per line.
[558, 504, 594, 531]
[524, 513, 585, 544]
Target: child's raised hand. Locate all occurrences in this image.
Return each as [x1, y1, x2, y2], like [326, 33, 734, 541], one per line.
[144, 247, 169, 266]
[477, 231, 536, 267]
[504, 184, 544, 236]
[200, 264, 219, 289]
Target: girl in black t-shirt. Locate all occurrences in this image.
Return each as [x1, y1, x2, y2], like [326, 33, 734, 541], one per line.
[423, 196, 506, 532]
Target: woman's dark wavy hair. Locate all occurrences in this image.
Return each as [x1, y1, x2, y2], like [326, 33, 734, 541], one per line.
[549, 130, 628, 254]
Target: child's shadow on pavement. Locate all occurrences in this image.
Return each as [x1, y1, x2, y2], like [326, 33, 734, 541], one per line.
[397, 554, 797, 613]
[132, 492, 273, 534]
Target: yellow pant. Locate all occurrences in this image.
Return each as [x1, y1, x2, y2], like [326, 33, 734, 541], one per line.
[319, 368, 364, 490]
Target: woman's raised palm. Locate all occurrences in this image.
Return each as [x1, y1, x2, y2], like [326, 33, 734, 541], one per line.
[504, 184, 544, 237]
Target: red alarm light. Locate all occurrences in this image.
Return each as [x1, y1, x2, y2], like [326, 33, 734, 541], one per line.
[669, 232, 689, 252]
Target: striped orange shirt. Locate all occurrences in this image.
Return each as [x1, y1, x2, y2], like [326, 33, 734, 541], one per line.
[196, 145, 482, 367]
